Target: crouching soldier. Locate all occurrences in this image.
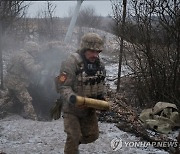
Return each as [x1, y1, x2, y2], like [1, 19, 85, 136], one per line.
[4, 41, 42, 120]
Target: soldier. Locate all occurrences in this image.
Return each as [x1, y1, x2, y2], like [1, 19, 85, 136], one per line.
[4, 41, 42, 120]
[56, 33, 106, 154]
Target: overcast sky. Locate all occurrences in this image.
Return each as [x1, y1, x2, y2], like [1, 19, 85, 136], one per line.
[27, 1, 113, 18]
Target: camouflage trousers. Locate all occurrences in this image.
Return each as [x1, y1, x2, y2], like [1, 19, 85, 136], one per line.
[4, 75, 37, 120]
[63, 111, 99, 154]
[17, 89, 37, 120]
[9, 88, 37, 120]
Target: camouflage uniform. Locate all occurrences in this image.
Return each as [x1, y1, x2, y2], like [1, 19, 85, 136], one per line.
[4, 41, 42, 120]
[57, 33, 106, 154]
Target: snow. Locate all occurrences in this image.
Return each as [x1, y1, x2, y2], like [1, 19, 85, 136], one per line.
[0, 115, 168, 154]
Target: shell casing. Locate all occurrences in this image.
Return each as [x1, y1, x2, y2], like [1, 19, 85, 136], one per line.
[76, 96, 110, 110]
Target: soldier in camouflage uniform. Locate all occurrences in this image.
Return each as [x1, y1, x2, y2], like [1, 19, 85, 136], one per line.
[56, 33, 106, 154]
[4, 41, 42, 120]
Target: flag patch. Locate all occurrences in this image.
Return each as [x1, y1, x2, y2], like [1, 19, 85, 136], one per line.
[58, 72, 67, 83]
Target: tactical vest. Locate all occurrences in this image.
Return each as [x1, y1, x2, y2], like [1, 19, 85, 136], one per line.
[72, 52, 106, 98]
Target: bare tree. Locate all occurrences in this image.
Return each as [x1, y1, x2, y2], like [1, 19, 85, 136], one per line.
[37, 1, 58, 42]
[0, 22, 3, 89]
[76, 6, 102, 44]
[111, 0, 127, 92]
[77, 6, 102, 28]
[155, 0, 180, 106]
[0, 1, 28, 89]
[113, 0, 180, 106]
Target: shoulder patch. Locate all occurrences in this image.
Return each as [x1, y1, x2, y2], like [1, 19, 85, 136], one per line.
[58, 72, 67, 83]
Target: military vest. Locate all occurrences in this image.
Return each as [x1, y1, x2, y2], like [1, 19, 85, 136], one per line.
[72, 52, 106, 98]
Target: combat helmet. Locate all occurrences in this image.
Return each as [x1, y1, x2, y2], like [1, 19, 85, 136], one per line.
[80, 33, 104, 52]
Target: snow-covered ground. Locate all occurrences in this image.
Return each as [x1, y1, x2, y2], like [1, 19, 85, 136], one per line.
[105, 63, 131, 89]
[100, 53, 131, 90]
[0, 115, 168, 154]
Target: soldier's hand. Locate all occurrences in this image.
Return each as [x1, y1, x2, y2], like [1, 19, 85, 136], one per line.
[69, 95, 87, 109]
[69, 95, 76, 105]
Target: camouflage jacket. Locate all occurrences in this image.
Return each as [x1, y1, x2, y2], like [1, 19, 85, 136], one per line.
[5, 49, 41, 89]
[57, 50, 106, 116]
